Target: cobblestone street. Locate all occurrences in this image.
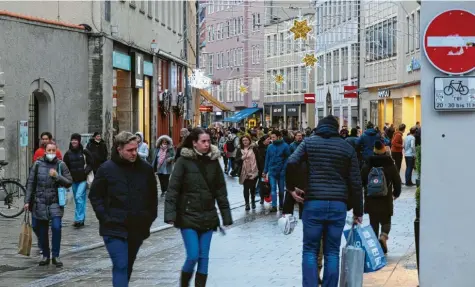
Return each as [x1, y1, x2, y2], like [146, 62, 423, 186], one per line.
[0, 181, 419, 287]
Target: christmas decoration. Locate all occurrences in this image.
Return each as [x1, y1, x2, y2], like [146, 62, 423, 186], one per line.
[239, 85, 248, 94]
[290, 19, 312, 40]
[302, 54, 318, 67]
[274, 74, 284, 84]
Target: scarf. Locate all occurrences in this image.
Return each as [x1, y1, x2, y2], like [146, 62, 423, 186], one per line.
[240, 147, 259, 185]
[158, 145, 168, 167]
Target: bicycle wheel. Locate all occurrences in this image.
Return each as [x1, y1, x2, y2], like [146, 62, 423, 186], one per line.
[460, 85, 469, 95]
[444, 86, 454, 96]
[0, 180, 26, 218]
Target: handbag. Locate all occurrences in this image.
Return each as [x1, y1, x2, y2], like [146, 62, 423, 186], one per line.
[18, 211, 33, 256]
[83, 153, 94, 188]
[57, 161, 68, 207]
[339, 224, 365, 287]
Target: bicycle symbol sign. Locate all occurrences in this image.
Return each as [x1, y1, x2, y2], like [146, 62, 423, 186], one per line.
[434, 77, 475, 111]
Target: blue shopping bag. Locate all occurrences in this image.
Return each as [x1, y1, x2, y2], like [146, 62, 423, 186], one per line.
[343, 224, 387, 273]
[57, 161, 68, 207]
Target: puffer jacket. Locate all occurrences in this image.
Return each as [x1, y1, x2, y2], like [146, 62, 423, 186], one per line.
[356, 128, 380, 160]
[164, 145, 233, 231]
[135, 132, 149, 161]
[361, 154, 402, 216]
[86, 138, 108, 172]
[152, 135, 175, 175]
[263, 139, 290, 177]
[25, 157, 73, 220]
[89, 149, 158, 240]
[63, 144, 94, 183]
[287, 123, 363, 216]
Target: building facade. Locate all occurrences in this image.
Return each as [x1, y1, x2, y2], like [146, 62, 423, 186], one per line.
[264, 2, 316, 130]
[199, 0, 265, 127]
[359, 1, 421, 129]
[314, 0, 359, 128]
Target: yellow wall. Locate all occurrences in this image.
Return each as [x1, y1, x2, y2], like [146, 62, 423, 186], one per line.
[403, 97, 415, 127]
[385, 99, 393, 125]
[415, 95, 421, 124]
[378, 101, 384, 129]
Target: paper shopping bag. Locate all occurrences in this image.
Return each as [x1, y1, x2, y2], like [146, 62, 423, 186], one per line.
[340, 224, 365, 287]
[18, 211, 33, 256]
[344, 224, 387, 273]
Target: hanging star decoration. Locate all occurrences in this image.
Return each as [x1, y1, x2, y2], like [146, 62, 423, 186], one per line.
[274, 74, 284, 85]
[302, 54, 318, 67]
[290, 19, 312, 40]
[239, 85, 248, 94]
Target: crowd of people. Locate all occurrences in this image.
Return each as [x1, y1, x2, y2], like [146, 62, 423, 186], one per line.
[21, 116, 420, 287]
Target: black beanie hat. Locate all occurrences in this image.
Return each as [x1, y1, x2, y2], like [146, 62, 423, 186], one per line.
[70, 133, 82, 142]
[317, 115, 339, 129]
[93, 132, 101, 137]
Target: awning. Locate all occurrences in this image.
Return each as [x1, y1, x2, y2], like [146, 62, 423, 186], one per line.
[223, 107, 261, 123]
[199, 89, 231, 111]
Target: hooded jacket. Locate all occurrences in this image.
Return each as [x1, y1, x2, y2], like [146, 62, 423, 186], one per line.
[86, 138, 108, 172]
[263, 139, 291, 177]
[164, 145, 233, 231]
[64, 144, 94, 183]
[152, 135, 175, 175]
[135, 132, 149, 161]
[89, 147, 158, 240]
[356, 128, 380, 160]
[287, 121, 363, 216]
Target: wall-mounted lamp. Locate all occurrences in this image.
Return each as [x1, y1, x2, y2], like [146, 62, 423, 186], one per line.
[151, 39, 158, 53]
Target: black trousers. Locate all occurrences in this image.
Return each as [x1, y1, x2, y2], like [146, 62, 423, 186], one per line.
[392, 151, 403, 172]
[282, 190, 304, 219]
[243, 178, 258, 204]
[369, 213, 391, 237]
[157, 174, 170, 193]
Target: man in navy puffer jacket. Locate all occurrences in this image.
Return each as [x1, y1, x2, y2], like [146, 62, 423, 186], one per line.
[356, 122, 381, 162]
[286, 115, 363, 287]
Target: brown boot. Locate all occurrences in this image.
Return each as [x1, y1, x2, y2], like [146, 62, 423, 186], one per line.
[379, 233, 389, 254]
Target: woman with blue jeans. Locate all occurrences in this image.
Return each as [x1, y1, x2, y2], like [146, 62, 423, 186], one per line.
[24, 142, 72, 267]
[165, 128, 233, 287]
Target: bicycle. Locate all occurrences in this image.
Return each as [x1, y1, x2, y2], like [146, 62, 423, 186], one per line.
[444, 80, 469, 96]
[0, 161, 27, 218]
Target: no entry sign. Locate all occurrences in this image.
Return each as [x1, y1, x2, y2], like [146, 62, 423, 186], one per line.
[424, 9, 475, 75]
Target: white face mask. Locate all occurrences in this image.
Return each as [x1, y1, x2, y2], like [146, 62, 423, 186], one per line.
[45, 153, 56, 162]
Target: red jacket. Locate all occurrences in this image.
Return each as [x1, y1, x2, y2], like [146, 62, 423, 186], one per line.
[33, 147, 63, 163]
[391, 131, 404, 153]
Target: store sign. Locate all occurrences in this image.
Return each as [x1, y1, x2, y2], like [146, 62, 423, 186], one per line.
[344, 86, 358, 98]
[272, 105, 284, 116]
[144, 61, 153, 76]
[406, 57, 421, 73]
[199, 105, 213, 112]
[286, 105, 299, 116]
[189, 69, 212, 89]
[304, 93, 316, 103]
[378, 89, 391, 98]
[112, 51, 131, 71]
[133, 52, 144, 88]
[434, 76, 475, 111]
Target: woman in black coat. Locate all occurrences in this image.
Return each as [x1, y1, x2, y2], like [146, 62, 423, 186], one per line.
[165, 128, 233, 287]
[361, 141, 402, 254]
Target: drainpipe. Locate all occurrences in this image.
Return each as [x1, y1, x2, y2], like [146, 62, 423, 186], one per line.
[357, 0, 362, 127]
[184, 0, 190, 125]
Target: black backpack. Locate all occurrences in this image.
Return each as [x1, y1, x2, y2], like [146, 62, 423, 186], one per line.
[226, 139, 236, 153]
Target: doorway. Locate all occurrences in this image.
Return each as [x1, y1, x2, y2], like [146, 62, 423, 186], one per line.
[28, 91, 51, 163]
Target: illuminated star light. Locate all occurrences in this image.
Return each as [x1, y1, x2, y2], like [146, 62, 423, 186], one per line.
[274, 74, 284, 84]
[302, 54, 318, 67]
[290, 19, 312, 40]
[239, 85, 248, 94]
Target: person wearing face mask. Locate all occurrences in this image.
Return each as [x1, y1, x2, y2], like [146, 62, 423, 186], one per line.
[165, 128, 233, 287]
[64, 133, 94, 228]
[86, 132, 108, 173]
[24, 142, 73, 267]
[152, 135, 175, 197]
[89, 132, 158, 286]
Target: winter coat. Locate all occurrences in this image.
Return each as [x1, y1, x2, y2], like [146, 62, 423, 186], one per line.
[218, 136, 227, 157]
[361, 154, 402, 216]
[152, 135, 175, 175]
[256, 139, 268, 175]
[135, 132, 150, 161]
[89, 149, 158, 240]
[289, 141, 302, 154]
[233, 144, 262, 182]
[287, 123, 363, 216]
[63, 145, 94, 183]
[263, 140, 291, 177]
[25, 157, 73, 221]
[386, 126, 395, 140]
[356, 128, 380, 160]
[164, 145, 233, 232]
[225, 134, 239, 158]
[391, 131, 404, 153]
[86, 139, 108, 172]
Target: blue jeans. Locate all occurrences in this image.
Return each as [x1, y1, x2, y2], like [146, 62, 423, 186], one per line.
[302, 200, 347, 287]
[181, 228, 213, 274]
[405, 156, 415, 185]
[31, 216, 41, 248]
[72, 181, 87, 223]
[37, 216, 62, 258]
[228, 158, 234, 174]
[103, 235, 143, 287]
[269, 174, 285, 207]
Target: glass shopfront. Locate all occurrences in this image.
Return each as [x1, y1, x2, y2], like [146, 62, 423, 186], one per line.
[286, 105, 299, 130]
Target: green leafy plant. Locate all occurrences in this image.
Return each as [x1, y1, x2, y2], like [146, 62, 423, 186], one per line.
[415, 145, 421, 210]
[415, 186, 420, 210]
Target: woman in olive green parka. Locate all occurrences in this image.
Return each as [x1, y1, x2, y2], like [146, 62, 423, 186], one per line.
[165, 128, 233, 287]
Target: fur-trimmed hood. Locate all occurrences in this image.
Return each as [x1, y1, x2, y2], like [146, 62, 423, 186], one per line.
[180, 145, 221, 160]
[156, 135, 173, 147]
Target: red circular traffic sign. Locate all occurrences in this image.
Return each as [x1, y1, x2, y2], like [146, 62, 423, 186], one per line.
[424, 9, 475, 75]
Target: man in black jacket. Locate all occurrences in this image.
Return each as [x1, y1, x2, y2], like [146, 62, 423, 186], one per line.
[89, 131, 158, 286]
[86, 132, 108, 173]
[287, 115, 363, 287]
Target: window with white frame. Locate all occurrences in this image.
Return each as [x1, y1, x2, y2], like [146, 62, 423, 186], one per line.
[211, 25, 215, 41]
[411, 12, 415, 52]
[301, 66, 307, 91]
[208, 54, 213, 75]
[286, 67, 292, 91]
[280, 32, 284, 54]
[207, 26, 211, 42]
[287, 31, 291, 53]
[240, 48, 244, 66]
[233, 49, 237, 66]
[227, 50, 230, 67]
[267, 36, 271, 57]
[209, 0, 214, 13]
[226, 20, 230, 38]
[279, 68, 284, 92]
[234, 18, 238, 36]
[251, 46, 255, 64]
[257, 13, 261, 30]
[365, 16, 397, 62]
[217, 53, 220, 69]
[273, 34, 277, 56]
[266, 71, 272, 93]
[240, 16, 244, 34]
[236, 49, 241, 66]
[272, 70, 277, 94]
[240, 79, 244, 101]
[416, 10, 420, 50]
[221, 52, 224, 68]
[256, 45, 260, 63]
[293, 67, 299, 91]
[226, 81, 231, 102]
